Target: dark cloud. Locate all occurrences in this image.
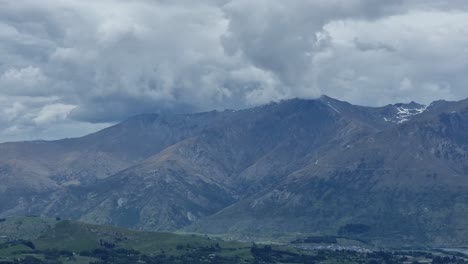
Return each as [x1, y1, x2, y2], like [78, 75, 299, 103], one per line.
[0, 0, 467, 141]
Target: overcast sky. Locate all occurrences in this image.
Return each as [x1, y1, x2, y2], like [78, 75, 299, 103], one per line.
[0, 0, 468, 142]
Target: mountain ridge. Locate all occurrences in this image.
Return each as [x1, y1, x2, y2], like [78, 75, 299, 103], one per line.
[1, 96, 468, 246]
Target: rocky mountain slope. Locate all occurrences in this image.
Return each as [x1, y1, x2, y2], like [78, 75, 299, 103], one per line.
[1, 96, 468, 246]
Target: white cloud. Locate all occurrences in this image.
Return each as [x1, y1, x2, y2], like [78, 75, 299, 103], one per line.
[33, 103, 75, 125]
[0, 0, 467, 141]
[0, 66, 50, 96]
[315, 10, 468, 105]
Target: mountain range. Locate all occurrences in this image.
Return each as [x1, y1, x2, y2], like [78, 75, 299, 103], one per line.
[1, 95, 468, 247]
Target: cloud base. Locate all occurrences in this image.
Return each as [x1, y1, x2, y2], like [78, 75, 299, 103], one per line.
[1, 0, 468, 141]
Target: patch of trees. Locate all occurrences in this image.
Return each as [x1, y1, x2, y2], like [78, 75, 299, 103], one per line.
[1, 255, 56, 264]
[21, 241, 35, 250]
[250, 244, 325, 264]
[3, 239, 468, 264]
[432, 256, 456, 264]
[364, 251, 466, 264]
[81, 246, 241, 264]
[99, 239, 115, 249]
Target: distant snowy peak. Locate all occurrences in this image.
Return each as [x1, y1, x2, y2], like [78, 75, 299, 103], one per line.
[383, 102, 427, 124]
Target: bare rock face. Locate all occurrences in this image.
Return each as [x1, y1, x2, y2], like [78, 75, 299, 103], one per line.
[2, 96, 468, 246]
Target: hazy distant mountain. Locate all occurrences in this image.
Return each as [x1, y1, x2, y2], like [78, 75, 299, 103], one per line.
[0, 111, 224, 213]
[2, 96, 468, 246]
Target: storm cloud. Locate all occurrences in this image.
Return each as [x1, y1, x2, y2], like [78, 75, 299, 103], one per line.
[0, 0, 468, 141]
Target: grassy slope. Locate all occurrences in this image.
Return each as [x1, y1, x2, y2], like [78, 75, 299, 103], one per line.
[0, 217, 254, 262]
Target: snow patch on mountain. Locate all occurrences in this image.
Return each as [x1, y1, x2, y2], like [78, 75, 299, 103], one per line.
[382, 103, 427, 123]
[327, 102, 340, 113]
[395, 105, 427, 123]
